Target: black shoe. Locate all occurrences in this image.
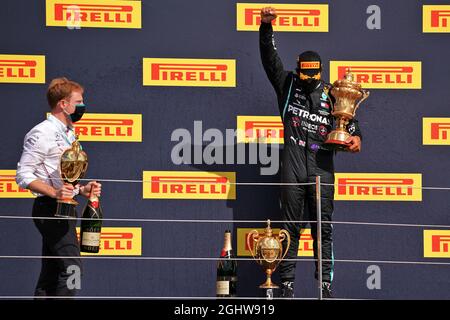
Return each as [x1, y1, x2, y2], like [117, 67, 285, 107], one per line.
[280, 281, 294, 298]
[322, 282, 332, 299]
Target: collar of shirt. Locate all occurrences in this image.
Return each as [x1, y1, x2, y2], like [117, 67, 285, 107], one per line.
[47, 114, 69, 131]
[47, 114, 76, 144]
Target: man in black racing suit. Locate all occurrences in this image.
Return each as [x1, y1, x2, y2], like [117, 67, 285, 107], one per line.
[259, 7, 363, 298]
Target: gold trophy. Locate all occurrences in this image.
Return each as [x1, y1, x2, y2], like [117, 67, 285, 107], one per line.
[246, 220, 290, 289]
[55, 136, 88, 217]
[324, 69, 370, 151]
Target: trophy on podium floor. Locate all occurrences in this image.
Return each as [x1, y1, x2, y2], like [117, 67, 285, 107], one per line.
[324, 69, 370, 151]
[247, 220, 290, 289]
[55, 136, 88, 218]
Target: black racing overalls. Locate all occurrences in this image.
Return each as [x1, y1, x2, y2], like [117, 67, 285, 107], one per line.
[259, 22, 362, 283]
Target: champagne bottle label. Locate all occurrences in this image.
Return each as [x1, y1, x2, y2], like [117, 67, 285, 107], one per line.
[81, 232, 101, 246]
[216, 281, 230, 295]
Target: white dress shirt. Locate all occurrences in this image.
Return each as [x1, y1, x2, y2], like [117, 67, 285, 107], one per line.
[16, 114, 79, 197]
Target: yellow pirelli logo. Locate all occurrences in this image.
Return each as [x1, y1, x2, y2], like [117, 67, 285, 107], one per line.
[237, 116, 284, 144]
[423, 5, 450, 33]
[143, 171, 236, 200]
[237, 3, 328, 32]
[76, 227, 142, 256]
[237, 228, 313, 257]
[0, 170, 35, 198]
[300, 61, 320, 69]
[424, 230, 450, 258]
[143, 58, 236, 87]
[46, 0, 142, 29]
[0, 55, 45, 84]
[334, 173, 422, 201]
[46, 113, 142, 142]
[330, 61, 422, 89]
[423, 118, 450, 145]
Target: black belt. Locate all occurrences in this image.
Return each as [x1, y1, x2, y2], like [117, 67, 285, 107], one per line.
[35, 196, 56, 203]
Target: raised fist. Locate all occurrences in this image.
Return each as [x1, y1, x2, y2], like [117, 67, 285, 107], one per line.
[260, 7, 277, 24]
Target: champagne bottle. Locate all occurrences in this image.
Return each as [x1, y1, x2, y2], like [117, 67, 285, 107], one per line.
[216, 230, 237, 297]
[80, 187, 103, 253]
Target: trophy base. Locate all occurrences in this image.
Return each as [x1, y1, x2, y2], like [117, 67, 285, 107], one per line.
[55, 201, 78, 218]
[259, 283, 279, 289]
[323, 140, 351, 152]
[325, 129, 352, 152]
[259, 278, 279, 289]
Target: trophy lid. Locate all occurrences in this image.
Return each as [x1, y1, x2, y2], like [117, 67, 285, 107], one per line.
[344, 70, 354, 81]
[264, 219, 273, 237]
[332, 68, 362, 91]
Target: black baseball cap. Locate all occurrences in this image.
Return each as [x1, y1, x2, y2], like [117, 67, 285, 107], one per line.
[297, 51, 322, 77]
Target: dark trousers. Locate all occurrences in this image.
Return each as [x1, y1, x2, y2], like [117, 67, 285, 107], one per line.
[278, 173, 335, 284]
[32, 196, 82, 297]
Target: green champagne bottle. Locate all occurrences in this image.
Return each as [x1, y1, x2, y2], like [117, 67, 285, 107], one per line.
[216, 230, 237, 297]
[80, 188, 103, 253]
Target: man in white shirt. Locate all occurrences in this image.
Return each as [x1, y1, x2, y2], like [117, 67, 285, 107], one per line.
[16, 77, 102, 297]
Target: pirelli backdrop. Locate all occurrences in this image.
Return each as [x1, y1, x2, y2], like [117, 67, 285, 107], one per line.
[1, 0, 449, 299]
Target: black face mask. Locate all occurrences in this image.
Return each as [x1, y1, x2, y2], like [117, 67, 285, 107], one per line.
[300, 78, 320, 93]
[70, 104, 86, 123]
